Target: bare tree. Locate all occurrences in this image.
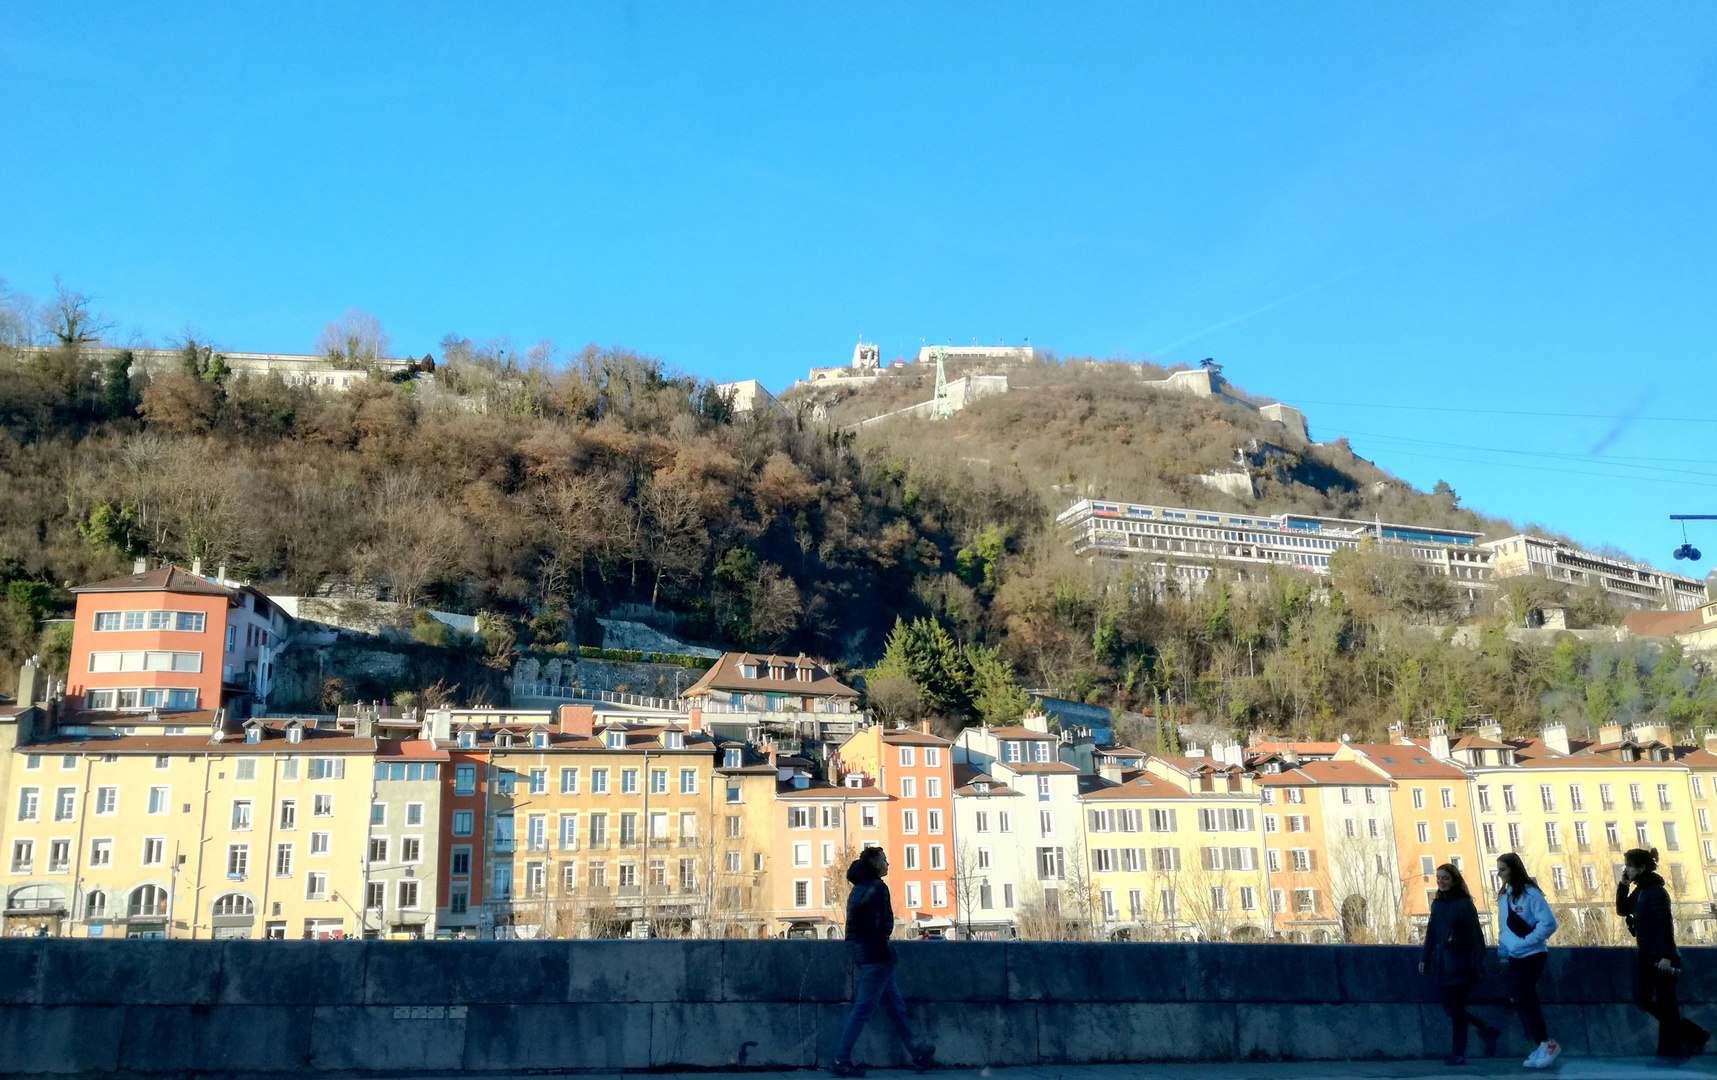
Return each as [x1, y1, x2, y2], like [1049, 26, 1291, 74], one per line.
[640, 477, 708, 607]
[315, 307, 392, 367]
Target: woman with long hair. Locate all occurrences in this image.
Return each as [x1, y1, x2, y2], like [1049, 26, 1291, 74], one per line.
[1419, 863, 1499, 1065]
[1495, 852, 1559, 1069]
[1617, 847, 1710, 1061]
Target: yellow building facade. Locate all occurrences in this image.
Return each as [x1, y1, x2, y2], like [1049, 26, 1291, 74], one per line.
[4, 714, 376, 938]
[1454, 721, 1714, 943]
[1078, 757, 1271, 940]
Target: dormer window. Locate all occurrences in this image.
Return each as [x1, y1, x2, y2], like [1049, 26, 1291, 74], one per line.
[1032, 742, 1050, 763]
[724, 748, 743, 768]
[245, 727, 261, 744]
[974, 782, 991, 793]
[845, 774, 864, 788]
[664, 731, 685, 750]
[496, 733, 513, 749]
[606, 731, 625, 750]
[1004, 742, 1022, 762]
[741, 664, 758, 679]
[799, 666, 812, 682]
[532, 732, 547, 748]
[286, 726, 303, 745]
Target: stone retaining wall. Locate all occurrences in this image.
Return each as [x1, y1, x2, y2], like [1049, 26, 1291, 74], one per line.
[0, 940, 1709, 1076]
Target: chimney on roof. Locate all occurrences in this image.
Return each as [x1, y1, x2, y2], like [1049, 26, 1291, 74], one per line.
[191, 557, 203, 577]
[1542, 722, 1570, 756]
[1387, 721, 1405, 744]
[16, 659, 42, 708]
[1633, 723, 1670, 746]
[1477, 720, 1504, 744]
[1429, 719, 1451, 762]
[558, 704, 596, 738]
[1099, 764, 1125, 784]
[354, 715, 375, 739]
[133, 557, 148, 574]
[216, 564, 227, 585]
[686, 707, 703, 734]
[1599, 722, 1625, 746]
[1704, 730, 1717, 755]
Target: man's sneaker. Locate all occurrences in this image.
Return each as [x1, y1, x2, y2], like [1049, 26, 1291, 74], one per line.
[830, 1062, 865, 1078]
[911, 1044, 937, 1073]
[1525, 1041, 1560, 1069]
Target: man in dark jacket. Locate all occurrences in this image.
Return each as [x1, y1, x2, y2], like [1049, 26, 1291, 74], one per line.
[832, 848, 934, 1077]
[1619, 847, 1710, 1061]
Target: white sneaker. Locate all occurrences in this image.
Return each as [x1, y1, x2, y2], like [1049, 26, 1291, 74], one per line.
[1524, 1041, 1559, 1069]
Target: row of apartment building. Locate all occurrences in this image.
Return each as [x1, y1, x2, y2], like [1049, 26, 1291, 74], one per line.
[10, 675, 1717, 945]
[7, 559, 1717, 943]
[1057, 497, 1708, 613]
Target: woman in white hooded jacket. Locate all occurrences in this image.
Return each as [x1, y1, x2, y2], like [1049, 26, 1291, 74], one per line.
[1496, 852, 1559, 1069]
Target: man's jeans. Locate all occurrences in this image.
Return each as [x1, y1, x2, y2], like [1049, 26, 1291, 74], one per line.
[836, 962, 916, 1063]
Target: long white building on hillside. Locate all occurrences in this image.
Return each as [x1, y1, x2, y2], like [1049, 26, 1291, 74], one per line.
[1485, 533, 1704, 612]
[10, 344, 419, 391]
[1057, 497, 1493, 601]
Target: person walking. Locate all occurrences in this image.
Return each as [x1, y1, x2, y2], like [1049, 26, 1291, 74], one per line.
[1496, 852, 1560, 1069]
[831, 847, 935, 1078]
[1617, 847, 1710, 1062]
[1420, 863, 1501, 1065]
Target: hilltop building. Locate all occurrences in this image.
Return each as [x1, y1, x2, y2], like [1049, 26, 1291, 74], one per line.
[804, 340, 890, 385]
[716, 380, 787, 417]
[1137, 366, 1310, 442]
[1057, 497, 1493, 602]
[912, 345, 1035, 365]
[10, 344, 418, 392]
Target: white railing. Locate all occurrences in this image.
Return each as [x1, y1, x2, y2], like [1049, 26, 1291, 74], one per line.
[512, 684, 683, 711]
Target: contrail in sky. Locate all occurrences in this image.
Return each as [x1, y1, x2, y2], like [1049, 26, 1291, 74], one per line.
[1148, 264, 1367, 357]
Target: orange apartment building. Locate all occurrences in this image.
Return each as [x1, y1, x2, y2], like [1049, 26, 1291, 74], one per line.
[68, 562, 289, 717]
[831, 724, 955, 934]
[770, 756, 891, 938]
[1338, 736, 1488, 931]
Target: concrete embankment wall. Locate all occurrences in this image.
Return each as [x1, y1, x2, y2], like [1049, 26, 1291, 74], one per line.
[0, 940, 1710, 1076]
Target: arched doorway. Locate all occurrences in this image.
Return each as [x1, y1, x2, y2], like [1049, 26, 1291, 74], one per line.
[4, 884, 68, 936]
[127, 884, 169, 938]
[210, 893, 256, 939]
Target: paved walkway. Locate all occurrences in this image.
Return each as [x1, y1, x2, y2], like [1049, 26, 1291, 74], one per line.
[375, 1061, 1717, 1080]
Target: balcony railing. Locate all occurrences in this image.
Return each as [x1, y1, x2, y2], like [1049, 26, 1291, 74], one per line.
[494, 839, 515, 852]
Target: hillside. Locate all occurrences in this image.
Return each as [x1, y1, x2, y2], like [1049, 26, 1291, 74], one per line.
[782, 357, 1518, 539]
[3, 310, 1713, 746]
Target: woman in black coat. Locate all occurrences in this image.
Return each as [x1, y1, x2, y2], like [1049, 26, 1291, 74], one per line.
[1618, 847, 1710, 1061]
[1419, 863, 1500, 1065]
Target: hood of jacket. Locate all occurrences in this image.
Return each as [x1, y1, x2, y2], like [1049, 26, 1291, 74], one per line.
[847, 857, 879, 885]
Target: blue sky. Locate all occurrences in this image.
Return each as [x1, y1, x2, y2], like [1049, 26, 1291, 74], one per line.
[3, 3, 1716, 567]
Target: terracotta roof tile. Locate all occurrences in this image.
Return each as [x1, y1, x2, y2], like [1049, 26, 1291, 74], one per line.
[72, 565, 235, 597]
[682, 652, 857, 699]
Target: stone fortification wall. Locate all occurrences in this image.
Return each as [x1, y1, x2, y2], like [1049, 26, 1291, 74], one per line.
[0, 940, 1710, 1076]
